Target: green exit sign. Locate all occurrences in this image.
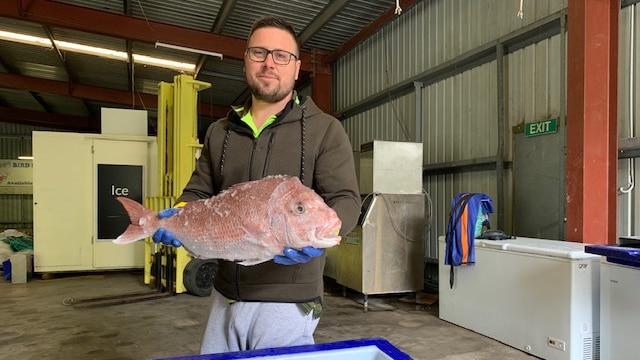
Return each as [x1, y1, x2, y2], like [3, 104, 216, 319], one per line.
[525, 118, 558, 137]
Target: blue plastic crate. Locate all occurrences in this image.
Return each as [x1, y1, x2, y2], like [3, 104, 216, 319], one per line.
[154, 338, 412, 360]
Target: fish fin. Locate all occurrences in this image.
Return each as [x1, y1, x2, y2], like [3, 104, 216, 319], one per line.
[112, 197, 158, 244]
[113, 224, 149, 244]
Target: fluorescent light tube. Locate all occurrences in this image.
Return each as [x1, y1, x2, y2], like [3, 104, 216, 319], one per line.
[0, 30, 51, 47]
[0, 30, 198, 73]
[134, 54, 195, 72]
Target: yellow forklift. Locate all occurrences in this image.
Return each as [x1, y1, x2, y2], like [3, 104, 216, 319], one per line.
[144, 74, 217, 296]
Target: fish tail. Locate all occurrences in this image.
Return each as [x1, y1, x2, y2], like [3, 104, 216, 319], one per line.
[112, 197, 159, 244]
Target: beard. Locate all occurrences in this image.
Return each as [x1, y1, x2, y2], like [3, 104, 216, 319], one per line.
[246, 71, 293, 103]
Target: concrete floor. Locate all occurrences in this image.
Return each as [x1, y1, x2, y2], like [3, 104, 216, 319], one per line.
[0, 271, 537, 360]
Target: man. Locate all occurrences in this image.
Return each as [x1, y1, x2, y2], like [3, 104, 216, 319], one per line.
[153, 16, 361, 354]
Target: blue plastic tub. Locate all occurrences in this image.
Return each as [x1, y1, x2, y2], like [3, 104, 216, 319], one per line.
[153, 338, 412, 360]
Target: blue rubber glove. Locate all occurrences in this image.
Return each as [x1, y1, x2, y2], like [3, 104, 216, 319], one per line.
[152, 207, 183, 247]
[273, 246, 324, 265]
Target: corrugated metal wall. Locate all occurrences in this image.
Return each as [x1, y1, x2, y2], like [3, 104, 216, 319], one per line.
[336, 0, 567, 263]
[343, 93, 416, 146]
[0, 123, 55, 232]
[421, 61, 501, 256]
[618, 3, 640, 237]
[336, 0, 566, 111]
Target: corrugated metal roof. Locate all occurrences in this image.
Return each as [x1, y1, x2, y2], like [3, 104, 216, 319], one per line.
[38, 93, 90, 117]
[0, 0, 399, 131]
[304, 0, 395, 50]
[220, 0, 327, 42]
[0, 42, 64, 79]
[0, 88, 45, 111]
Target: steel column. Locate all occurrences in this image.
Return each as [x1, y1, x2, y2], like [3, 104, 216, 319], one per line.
[566, 0, 619, 244]
[311, 71, 332, 114]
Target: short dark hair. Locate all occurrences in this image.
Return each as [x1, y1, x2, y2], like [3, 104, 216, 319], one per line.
[248, 16, 300, 55]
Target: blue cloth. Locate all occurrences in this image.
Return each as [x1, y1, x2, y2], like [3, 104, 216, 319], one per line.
[2, 260, 10, 281]
[444, 192, 493, 288]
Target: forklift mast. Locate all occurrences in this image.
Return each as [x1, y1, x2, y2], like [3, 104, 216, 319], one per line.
[146, 74, 213, 295]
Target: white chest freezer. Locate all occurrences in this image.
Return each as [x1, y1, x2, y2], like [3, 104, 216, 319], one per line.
[438, 237, 601, 360]
[597, 259, 638, 360]
[585, 243, 640, 360]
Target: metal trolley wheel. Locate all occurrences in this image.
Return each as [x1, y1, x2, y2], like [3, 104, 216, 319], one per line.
[183, 258, 218, 297]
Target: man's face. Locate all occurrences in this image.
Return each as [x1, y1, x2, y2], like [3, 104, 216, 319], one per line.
[245, 27, 301, 103]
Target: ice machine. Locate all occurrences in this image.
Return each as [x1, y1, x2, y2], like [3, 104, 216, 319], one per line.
[329, 141, 425, 308]
[337, 193, 425, 305]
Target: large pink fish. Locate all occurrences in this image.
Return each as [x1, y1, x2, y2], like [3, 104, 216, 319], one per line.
[113, 175, 342, 265]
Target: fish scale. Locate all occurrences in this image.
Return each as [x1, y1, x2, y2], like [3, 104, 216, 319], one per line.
[113, 175, 342, 266]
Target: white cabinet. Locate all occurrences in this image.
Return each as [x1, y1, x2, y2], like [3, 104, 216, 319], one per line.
[584, 243, 640, 360]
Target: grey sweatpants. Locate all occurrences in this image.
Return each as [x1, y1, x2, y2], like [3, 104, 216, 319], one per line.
[199, 288, 320, 355]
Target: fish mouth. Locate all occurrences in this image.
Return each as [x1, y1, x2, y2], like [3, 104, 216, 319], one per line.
[314, 236, 341, 248]
[314, 220, 342, 248]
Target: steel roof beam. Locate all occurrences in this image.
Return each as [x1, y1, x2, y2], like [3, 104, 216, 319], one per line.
[0, 105, 99, 132]
[0, 50, 52, 113]
[42, 25, 74, 83]
[195, 0, 239, 77]
[298, 0, 351, 46]
[211, 0, 237, 33]
[124, 0, 135, 95]
[41, 24, 95, 116]
[0, 73, 229, 118]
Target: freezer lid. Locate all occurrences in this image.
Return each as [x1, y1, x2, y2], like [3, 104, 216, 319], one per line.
[476, 237, 601, 260]
[585, 244, 640, 268]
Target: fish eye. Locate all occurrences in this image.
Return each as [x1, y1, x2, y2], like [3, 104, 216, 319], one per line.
[294, 202, 305, 214]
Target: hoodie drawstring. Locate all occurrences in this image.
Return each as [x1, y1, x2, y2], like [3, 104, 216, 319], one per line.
[220, 128, 231, 176]
[219, 106, 307, 182]
[300, 106, 307, 183]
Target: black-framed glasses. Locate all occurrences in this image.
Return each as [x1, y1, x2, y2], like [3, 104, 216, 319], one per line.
[246, 47, 298, 65]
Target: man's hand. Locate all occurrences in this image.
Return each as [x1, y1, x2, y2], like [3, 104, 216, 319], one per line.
[273, 246, 325, 265]
[151, 205, 184, 247]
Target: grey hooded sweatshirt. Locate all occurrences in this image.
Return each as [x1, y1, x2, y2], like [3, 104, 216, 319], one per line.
[176, 94, 361, 302]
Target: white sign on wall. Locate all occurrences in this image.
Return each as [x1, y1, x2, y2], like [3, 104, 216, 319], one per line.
[0, 160, 33, 194]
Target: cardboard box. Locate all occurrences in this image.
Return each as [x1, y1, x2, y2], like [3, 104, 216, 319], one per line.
[9, 253, 33, 284]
